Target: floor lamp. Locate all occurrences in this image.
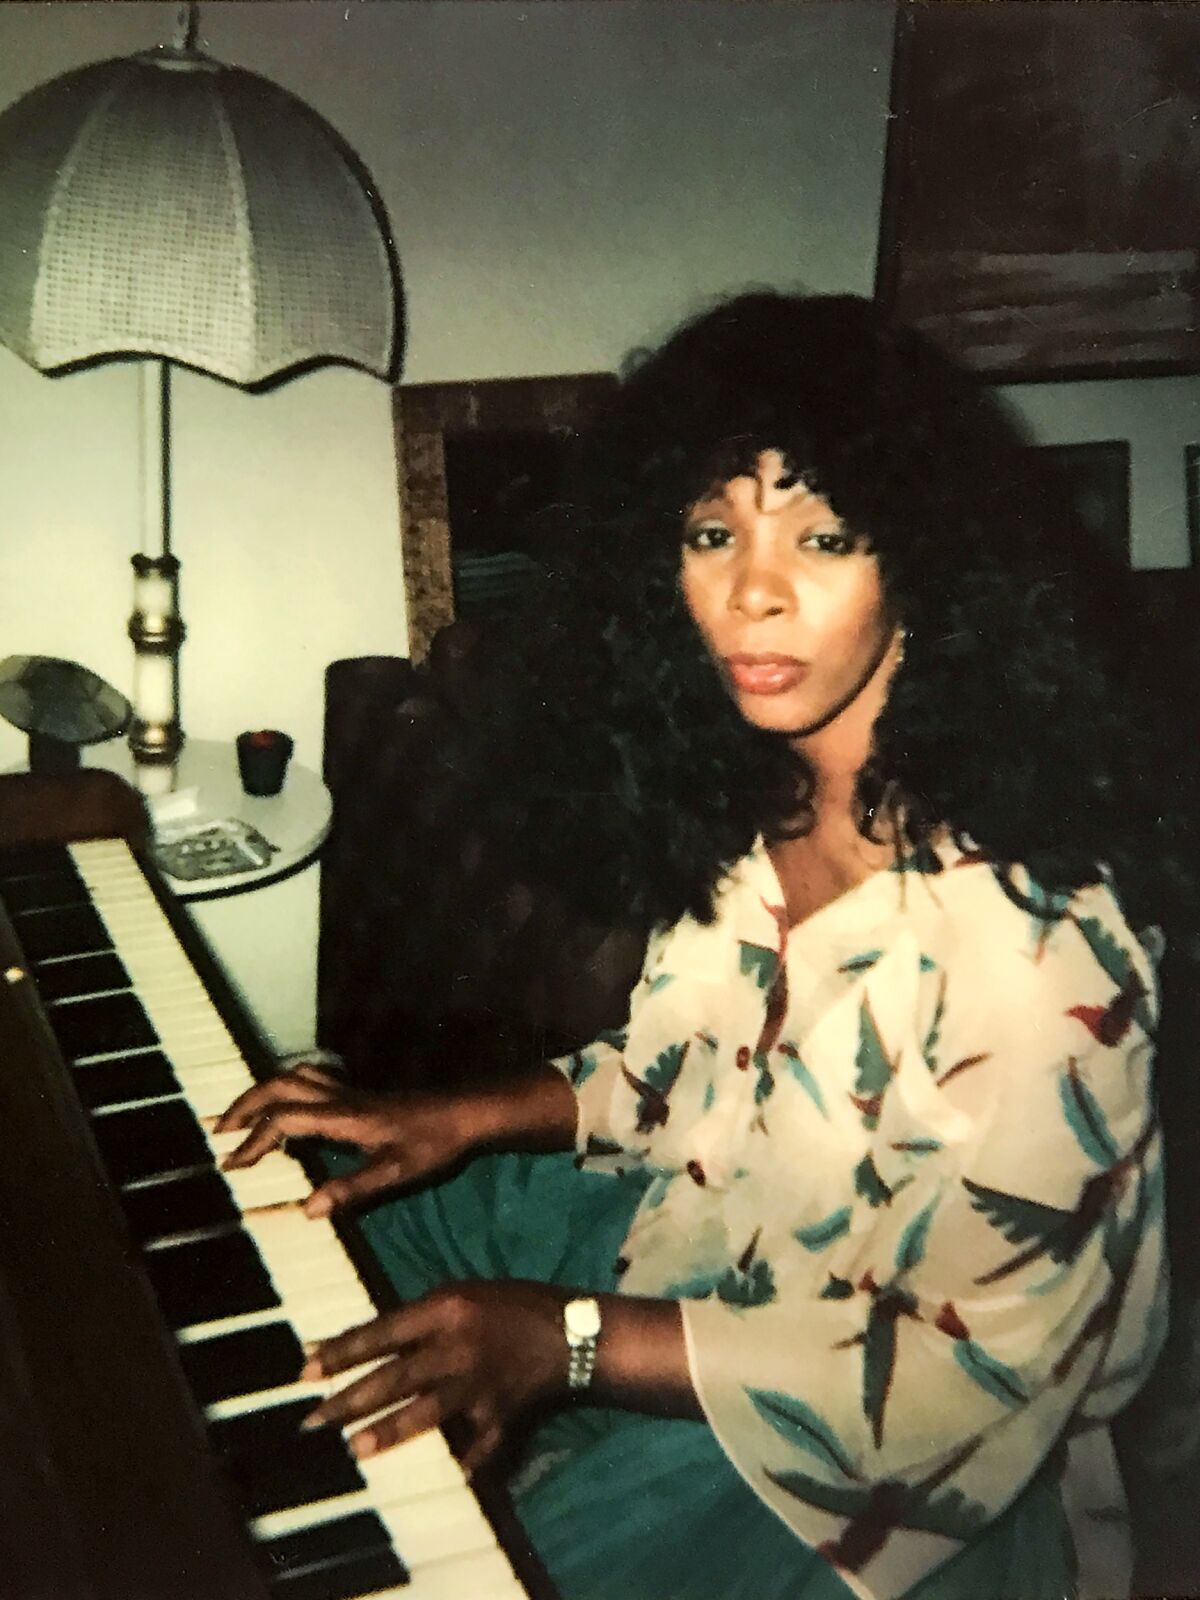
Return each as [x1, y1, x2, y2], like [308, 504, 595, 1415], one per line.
[0, 15, 402, 793]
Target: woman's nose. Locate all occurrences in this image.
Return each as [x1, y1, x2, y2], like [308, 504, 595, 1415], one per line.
[730, 545, 791, 618]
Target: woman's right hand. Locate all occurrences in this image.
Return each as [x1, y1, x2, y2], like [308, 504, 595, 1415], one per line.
[214, 1062, 481, 1216]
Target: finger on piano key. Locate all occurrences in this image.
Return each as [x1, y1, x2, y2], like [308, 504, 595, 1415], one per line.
[212, 1151, 314, 1213]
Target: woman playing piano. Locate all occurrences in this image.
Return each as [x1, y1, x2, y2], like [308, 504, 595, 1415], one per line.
[220, 292, 1190, 1600]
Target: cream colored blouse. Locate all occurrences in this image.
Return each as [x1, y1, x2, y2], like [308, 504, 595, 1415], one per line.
[553, 835, 1166, 1600]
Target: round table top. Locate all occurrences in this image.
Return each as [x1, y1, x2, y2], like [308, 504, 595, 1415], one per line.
[85, 736, 332, 900]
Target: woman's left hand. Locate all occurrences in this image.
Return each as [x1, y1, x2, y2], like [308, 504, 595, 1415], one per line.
[301, 1278, 572, 1476]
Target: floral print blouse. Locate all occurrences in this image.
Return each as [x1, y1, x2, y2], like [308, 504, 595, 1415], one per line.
[551, 835, 1167, 1600]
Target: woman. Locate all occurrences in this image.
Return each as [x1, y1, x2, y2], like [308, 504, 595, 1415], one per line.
[220, 293, 1182, 1600]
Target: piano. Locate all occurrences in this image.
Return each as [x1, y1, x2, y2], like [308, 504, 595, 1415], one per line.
[0, 771, 538, 1600]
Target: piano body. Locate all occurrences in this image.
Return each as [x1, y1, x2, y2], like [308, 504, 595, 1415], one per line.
[0, 771, 536, 1600]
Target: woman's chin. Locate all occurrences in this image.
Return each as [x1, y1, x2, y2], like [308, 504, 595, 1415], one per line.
[733, 691, 822, 737]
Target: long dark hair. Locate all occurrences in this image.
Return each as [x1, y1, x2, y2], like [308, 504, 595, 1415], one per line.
[482, 292, 1186, 936]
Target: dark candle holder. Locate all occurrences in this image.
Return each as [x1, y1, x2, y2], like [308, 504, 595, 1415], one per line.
[235, 729, 293, 796]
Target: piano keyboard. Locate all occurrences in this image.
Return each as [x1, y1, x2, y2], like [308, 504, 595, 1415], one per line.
[3, 836, 529, 1600]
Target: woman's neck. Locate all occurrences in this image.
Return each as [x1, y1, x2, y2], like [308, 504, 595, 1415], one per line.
[791, 633, 899, 825]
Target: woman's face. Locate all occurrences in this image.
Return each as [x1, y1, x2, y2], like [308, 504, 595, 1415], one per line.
[680, 450, 892, 738]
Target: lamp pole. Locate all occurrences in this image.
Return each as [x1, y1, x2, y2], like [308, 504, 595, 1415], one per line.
[128, 359, 185, 792]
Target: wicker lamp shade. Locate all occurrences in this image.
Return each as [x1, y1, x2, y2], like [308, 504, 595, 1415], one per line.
[0, 45, 401, 384]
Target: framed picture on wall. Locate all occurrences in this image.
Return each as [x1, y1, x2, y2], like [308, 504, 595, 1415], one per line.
[393, 372, 616, 659]
[877, 2, 1200, 380]
[1033, 441, 1131, 566]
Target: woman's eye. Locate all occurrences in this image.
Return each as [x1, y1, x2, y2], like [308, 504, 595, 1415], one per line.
[683, 521, 732, 552]
[806, 529, 854, 555]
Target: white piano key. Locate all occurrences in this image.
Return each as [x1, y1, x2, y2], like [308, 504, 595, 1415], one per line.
[249, 1429, 472, 1544]
[204, 1355, 389, 1423]
[220, 1161, 313, 1213]
[175, 1304, 292, 1345]
[180, 1070, 261, 1119]
[357, 1428, 470, 1504]
[162, 1038, 251, 1074]
[153, 1017, 239, 1052]
[250, 1485, 383, 1542]
[375, 1481, 500, 1567]
[396, 1547, 526, 1600]
[244, 1207, 367, 1294]
[275, 1284, 377, 1346]
[174, 1281, 372, 1347]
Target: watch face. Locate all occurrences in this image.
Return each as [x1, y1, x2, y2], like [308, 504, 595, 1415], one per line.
[565, 1298, 601, 1340]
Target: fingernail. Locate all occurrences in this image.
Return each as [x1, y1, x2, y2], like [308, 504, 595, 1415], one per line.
[351, 1430, 377, 1459]
[305, 1193, 331, 1218]
[300, 1410, 324, 1431]
[300, 1357, 322, 1381]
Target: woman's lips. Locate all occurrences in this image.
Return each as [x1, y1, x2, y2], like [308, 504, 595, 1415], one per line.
[723, 654, 810, 694]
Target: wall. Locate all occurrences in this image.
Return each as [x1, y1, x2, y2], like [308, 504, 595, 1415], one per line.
[1000, 377, 1200, 569]
[0, 0, 896, 1047]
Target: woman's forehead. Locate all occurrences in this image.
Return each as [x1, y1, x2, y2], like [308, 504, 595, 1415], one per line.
[691, 448, 822, 511]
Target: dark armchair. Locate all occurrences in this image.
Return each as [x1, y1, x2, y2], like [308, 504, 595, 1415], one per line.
[317, 621, 644, 1093]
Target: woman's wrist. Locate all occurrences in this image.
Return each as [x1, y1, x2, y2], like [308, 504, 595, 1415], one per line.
[575, 1293, 702, 1419]
[458, 1061, 579, 1155]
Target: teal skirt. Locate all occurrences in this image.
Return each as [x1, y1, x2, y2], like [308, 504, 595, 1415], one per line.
[331, 1149, 1074, 1600]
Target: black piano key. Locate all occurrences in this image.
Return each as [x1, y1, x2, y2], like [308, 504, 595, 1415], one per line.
[90, 1099, 211, 1186]
[180, 1322, 307, 1408]
[121, 1168, 241, 1247]
[210, 1400, 366, 1521]
[0, 868, 88, 914]
[72, 1050, 181, 1112]
[12, 902, 109, 961]
[32, 950, 130, 1002]
[0, 840, 73, 882]
[143, 1231, 281, 1330]
[260, 1511, 395, 1580]
[49, 991, 158, 1060]
[268, 1547, 408, 1600]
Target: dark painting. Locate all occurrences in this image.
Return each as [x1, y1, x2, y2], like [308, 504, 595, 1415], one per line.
[878, 2, 1200, 380]
[1034, 441, 1131, 565]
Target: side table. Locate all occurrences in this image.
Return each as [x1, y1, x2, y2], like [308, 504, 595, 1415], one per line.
[85, 737, 332, 901]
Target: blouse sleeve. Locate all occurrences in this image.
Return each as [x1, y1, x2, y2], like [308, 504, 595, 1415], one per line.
[680, 881, 1166, 1595]
[546, 922, 696, 1167]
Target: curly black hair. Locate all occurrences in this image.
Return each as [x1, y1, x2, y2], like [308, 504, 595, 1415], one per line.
[479, 291, 1191, 949]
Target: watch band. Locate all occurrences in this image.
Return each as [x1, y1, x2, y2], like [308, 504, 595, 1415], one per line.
[564, 1296, 601, 1392]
